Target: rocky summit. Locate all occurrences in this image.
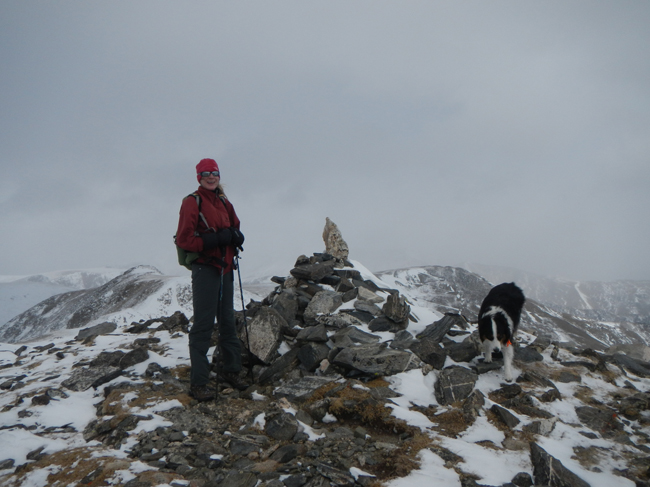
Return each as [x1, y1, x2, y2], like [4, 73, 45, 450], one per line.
[0, 224, 649, 486]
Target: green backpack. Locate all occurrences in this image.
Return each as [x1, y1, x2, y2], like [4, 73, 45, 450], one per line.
[174, 193, 209, 270]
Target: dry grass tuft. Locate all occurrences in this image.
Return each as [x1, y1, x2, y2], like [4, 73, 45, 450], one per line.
[0, 447, 138, 487]
[429, 408, 469, 438]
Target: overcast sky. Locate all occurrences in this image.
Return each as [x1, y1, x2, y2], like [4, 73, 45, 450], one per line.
[1, 1, 649, 282]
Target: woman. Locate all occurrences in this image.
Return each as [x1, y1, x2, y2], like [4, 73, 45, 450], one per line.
[176, 158, 247, 401]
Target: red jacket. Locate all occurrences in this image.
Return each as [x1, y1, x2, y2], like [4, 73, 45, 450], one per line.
[176, 186, 241, 273]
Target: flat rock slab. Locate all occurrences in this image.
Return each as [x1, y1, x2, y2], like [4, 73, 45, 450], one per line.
[273, 376, 338, 402]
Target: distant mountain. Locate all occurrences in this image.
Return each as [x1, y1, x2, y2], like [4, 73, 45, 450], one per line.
[0, 268, 125, 327]
[462, 262, 650, 325]
[377, 265, 650, 350]
[3, 261, 649, 350]
[0, 266, 263, 344]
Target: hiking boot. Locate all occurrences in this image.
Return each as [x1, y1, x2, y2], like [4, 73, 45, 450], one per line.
[218, 370, 249, 391]
[189, 384, 216, 402]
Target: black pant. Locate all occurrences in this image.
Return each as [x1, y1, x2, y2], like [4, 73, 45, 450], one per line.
[189, 264, 242, 386]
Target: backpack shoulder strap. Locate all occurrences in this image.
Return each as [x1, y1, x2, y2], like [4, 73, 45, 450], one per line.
[185, 192, 211, 230]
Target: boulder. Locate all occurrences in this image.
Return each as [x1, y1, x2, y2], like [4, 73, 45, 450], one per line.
[245, 307, 286, 364]
[75, 322, 117, 341]
[332, 343, 413, 376]
[62, 365, 123, 392]
[265, 412, 299, 441]
[435, 366, 478, 405]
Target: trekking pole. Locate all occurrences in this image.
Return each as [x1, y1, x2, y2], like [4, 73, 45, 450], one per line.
[212, 266, 225, 395]
[235, 253, 255, 382]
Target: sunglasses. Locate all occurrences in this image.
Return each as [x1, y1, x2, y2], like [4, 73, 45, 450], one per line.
[199, 171, 220, 178]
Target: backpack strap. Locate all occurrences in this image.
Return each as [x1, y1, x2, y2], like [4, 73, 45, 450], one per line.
[187, 193, 212, 232]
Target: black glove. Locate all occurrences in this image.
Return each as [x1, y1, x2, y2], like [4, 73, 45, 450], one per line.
[230, 227, 245, 248]
[201, 228, 232, 250]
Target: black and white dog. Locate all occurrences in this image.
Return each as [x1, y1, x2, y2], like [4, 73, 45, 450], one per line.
[478, 282, 526, 382]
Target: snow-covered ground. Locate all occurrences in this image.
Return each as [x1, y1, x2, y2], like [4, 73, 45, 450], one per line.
[0, 262, 648, 486]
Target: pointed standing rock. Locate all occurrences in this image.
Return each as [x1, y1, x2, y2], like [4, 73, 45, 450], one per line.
[323, 217, 349, 267]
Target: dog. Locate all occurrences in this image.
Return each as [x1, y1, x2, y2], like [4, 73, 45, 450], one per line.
[478, 282, 526, 382]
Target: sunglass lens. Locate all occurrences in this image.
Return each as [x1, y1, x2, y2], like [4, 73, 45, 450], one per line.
[200, 171, 220, 177]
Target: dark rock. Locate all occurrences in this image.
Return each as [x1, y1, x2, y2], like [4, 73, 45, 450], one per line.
[353, 300, 382, 316]
[462, 389, 486, 424]
[435, 366, 478, 405]
[156, 311, 189, 333]
[381, 293, 410, 328]
[557, 371, 581, 383]
[575, 406, 624, 438]
[417, 314, 465, 343]
[265, 412, 299, 441]
[517, 371, 558, 389]
[540, 388, 562, 402]
[290, 261, 336, 282]
[271, 290, 300, 324]
[339, 309, 375, 324]
[409, 338, 447, 370]
[273, 376, 338, 402]
[220, 472, 258, 487]
[75, 322, 117, 340]
[296, 324, 328, 343]
[514, 347, 544, 363]
[80, 467, 103, 484]
[511, 471, 533, 487]
[368, 316, 403, 333]
[529, 335, 552, 352]
[62, 366, 123, 392]
[119, 348, 149, 369]
[474, 360, 505, 375]
[31, 394, 51, 406]
[133, 337, 161, 348]
[270, 444, 304, 463]
[390, 330, 415, 350]
[26, 446, 46, 461]
[316, 463, 356, 485]
[522, 418, 557, 436]
[530, 442, 590, 487]
[298, 342, 330, 371]
[90, 351, 125, 368]
[491, 404, 520, 428]
[258, 348, 300, 385]
[444, 339, 479, 363]
[0, 459, 15, 470]
[610, 353, 650, 377]
[332, 343, 413, 376]
[229, 435, 269, 456]
[330, 327, 380, 347]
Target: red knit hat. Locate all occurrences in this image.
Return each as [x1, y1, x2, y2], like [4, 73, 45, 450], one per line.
[196, 158, 220, 183]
